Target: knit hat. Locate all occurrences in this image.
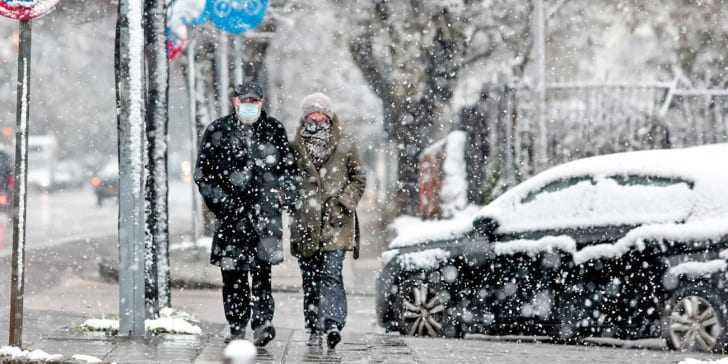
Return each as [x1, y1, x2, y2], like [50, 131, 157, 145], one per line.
[233, 81, 264, 99]
[301, 92, 333, 119]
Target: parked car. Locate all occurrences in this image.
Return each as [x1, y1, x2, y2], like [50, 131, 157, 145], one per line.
[377, 143, 728, 352]
[90, 161, 118, 207]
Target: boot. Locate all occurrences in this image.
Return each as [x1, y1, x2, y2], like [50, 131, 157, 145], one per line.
[253, 323, 276, 347]
[326, 328, 341, 350]
[306, 331, 323, 347]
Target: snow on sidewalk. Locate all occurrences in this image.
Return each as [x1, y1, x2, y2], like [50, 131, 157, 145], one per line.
[80, 307, 202, 335]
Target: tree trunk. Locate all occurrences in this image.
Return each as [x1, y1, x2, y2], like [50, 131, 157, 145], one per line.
[143, 0, 170, 315]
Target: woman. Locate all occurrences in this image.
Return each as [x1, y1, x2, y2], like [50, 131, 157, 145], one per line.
[289, 92, 367, 349]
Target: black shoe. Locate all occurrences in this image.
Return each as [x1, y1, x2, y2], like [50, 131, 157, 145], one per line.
[306, 332, 323, 347]
[326, 328, 341, 350]
[224, 329, 245, 344]
[253, 324, 276, 347]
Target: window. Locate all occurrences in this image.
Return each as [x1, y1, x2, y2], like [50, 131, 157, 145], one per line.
[521, 176, 595, 204]
[608, 174, 694, 189]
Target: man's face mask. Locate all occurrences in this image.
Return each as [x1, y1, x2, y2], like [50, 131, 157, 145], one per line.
[235, 97, 262, 124]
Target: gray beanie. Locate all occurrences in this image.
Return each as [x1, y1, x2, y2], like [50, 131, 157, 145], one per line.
[301, 92, 333, 119]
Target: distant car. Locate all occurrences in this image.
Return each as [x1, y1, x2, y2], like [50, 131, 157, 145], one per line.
[52, 160, 84, 190]
[377, 144, 728, 353]
[27, 135, 58, 191]
[90, 161, 118, 207]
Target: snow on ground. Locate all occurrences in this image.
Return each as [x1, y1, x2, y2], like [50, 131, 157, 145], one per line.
[72, 354, 103, 363]
[0, 346, 63, 362]
[80, 307, 201, 335]
[170, 236, 212, 252]
[680, 358, 728, 364]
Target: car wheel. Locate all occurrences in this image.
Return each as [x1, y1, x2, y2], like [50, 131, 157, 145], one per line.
[662, 286, 727, 353]
[397, 275, 460, 337]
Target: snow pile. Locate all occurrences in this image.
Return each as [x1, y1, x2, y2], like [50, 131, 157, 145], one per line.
[0, 346, 63, 362]
[668, 259, 728, 278]
[397, 249, 450, 271]
[439, 131, 469, 218]
[170, 236, 212, 252]
[389, 205, 480, 249]
[72, 354, 103, 363]
[80, 307, 201, 335]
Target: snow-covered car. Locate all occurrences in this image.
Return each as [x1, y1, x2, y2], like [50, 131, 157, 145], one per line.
[376, 143, 728, 352]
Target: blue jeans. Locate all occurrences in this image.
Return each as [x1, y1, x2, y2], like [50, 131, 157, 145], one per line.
[298, 250, 347, 333]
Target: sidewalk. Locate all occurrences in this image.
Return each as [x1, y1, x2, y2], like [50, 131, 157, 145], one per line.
[0, 309, 414, 364]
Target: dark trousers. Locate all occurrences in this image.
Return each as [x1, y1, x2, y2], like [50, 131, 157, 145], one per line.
[298, 250, 347, 333]
[221, 261, 274, 334]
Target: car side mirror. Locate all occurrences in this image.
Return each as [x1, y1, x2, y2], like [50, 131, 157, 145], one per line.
[473, 216, 499, 241]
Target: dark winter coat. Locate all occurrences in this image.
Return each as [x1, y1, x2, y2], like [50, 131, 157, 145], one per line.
[289, 114, 367, 258]
[194, 110, 298, 269]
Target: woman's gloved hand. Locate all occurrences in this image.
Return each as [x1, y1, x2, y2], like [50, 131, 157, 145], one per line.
[326, 200, 349, 227]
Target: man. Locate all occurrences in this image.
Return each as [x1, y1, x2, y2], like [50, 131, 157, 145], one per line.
[289, 93, 367, 349]
[194, 81, 298, 346]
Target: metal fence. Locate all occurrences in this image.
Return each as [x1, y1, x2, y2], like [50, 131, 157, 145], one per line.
[469, 82, 728, 201]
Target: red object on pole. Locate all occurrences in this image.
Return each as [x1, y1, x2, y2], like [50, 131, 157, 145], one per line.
[0, 0, 60, 20]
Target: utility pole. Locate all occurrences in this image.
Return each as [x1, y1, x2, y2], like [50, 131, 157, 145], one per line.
[116, 0, 146, 337]
[8, 19, 31, 348]
[186, 40, 201, 256]
[534, 0, 548, 171]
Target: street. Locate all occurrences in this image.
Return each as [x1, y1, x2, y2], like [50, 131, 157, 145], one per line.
[0, 181, 725, 363]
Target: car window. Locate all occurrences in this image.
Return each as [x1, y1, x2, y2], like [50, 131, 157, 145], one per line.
[521, 176, 595, 204]
[608, 174, 694, 189]
[590, 175, 694, 226]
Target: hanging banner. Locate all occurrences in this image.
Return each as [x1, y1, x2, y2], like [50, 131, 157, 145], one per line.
[166, 0, 207, 61]
[0, 0, 60, 20]
[202, 0, 269, 34]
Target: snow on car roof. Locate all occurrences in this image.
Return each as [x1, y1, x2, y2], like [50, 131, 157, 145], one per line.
[482, 143, 728, 221]
[390, 144, 728, 249]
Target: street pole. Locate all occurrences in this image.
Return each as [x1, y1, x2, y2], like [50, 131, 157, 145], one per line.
[535, 0, 548, 172]
[116, 0, 146, 337]
[186, 40, 201, 257]
[9, 19, 31, 348]
[217, 32, 230, 116]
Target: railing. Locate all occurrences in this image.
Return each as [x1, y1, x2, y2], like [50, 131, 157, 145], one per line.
[465, 82, 728, 202]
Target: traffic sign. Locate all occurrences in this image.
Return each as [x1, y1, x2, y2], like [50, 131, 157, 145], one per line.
[0, 0, 60, 20]
[203, 0, 269, 34]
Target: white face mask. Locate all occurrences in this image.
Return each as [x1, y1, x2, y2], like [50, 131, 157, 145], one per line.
[237, 103, 261, 124]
